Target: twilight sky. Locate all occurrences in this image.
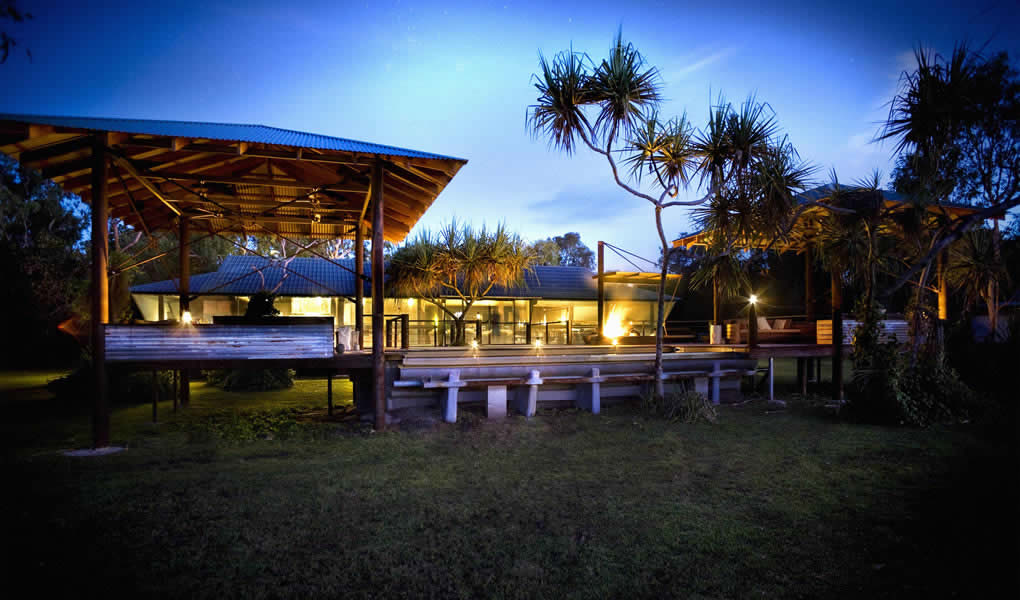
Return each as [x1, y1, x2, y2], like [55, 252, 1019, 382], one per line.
[2, 0, 1017, 269]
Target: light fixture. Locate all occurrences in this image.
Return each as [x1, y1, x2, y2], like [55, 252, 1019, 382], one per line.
[470, 340, 478, 349]
[181, 310, 193, 325]
[749, 294, 758, 305]
[407, 298, 416, 307]
[534, 339, 542, 348]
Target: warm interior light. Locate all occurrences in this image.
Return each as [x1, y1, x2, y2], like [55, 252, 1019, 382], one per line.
[749, 294, 758, 305]
[470, 340, 478, 349]
[534, 339, 542, 348]
[612, 338, 619, 346]
[603, 306, 627, 339]
[181, 310, 192, 324]
[407, 298, 416, 307]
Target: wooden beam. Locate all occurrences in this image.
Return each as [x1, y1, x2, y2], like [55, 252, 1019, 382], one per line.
[109, 153, 182, 215]
[17, 135, 92, 164]
[356, 222, 365, 350]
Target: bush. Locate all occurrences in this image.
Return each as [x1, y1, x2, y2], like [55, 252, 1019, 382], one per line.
[48, 357, 175, 406]
[641, 385, 717, 423]
[203, 368, 295, 392]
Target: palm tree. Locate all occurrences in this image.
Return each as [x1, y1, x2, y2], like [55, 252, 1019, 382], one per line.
[947, 227, 1009, 342]
[527, 32, 698, 398]
[387, 220, 535, 346]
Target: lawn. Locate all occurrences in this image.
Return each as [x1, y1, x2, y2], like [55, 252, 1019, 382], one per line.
[0, 365, 1016, 598]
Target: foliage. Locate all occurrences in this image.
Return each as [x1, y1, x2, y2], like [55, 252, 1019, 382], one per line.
[848, 298, 975, 426]
[387, 219, 534, 345]
[947, 227, 1010, 341]
[640, 384, 717, 423]
[0, 0, 31, 64]
[185, 408, 305, 442]
[0, 155, 88, 366]
[203, 368, 296, 392]
[48, 358, 174, 405]
[244, 290, 281, 318]
[529, 231, 595, 270]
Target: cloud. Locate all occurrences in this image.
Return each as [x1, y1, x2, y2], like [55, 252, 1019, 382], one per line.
[663, 46, 739, 80]
[525, 184, 646, 227]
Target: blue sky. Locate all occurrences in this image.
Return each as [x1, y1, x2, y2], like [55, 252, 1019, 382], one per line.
[2, 0, 1017, 269]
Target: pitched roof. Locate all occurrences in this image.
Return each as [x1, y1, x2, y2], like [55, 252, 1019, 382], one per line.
[0, 114, 467, 242]
[131, 256, 663, 301]
[0, 114, 465, 161]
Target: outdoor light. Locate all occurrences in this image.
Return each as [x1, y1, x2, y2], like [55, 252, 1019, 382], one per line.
[407, 298, 416, 307]
[181, 310, 192, 325]
[749, 294, 758, 305]
[534, 339, 542, 348]
[470, 340, 478, 349]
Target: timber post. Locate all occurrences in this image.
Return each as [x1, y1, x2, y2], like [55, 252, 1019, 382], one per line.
[597, 241, 604, 340]
[371, 161, 386, 430]
[747, 299, 758, 350]
[355, 222, 365, 348]
[400, 314, 410, 349]
[937, 250, 948, 321]
[804, 247, 815, 321]
[831, 269, 844, 403]
[91, 134, 110, 448]
[178, 215, 191, 407]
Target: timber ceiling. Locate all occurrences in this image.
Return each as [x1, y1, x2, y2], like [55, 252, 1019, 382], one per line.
[0, 115, 467, 242]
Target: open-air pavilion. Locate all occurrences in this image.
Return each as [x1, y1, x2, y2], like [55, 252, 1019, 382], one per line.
[0, 113, 467, 445]
[673, 184, 1008, 400]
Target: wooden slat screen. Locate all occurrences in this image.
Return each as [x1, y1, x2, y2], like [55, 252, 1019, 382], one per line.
[105, 323, 335, 362]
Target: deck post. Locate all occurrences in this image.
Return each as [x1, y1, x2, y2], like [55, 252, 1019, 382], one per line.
[597, 241, 605, 340]
[768, 357, 775, 402]
[520, 370, 542, 417]
[178, 215, 191, 407]
[327, 372, 333, 416]
[831, 270, 844, 403]
[804, 247, 815, 321]
[151, 370, 158, 423]
[355, 222, 365, 349]
[371, 161, 386, 430]
[90, 134, 110, 448]
[400, 314, 410, 349]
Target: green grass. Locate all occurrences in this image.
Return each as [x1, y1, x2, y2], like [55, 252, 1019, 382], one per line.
[0, 367, 1016, 598]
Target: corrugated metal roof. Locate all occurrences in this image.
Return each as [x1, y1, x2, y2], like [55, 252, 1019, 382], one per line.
[0, 113, 466, 162]
[131, 256, 663, 300]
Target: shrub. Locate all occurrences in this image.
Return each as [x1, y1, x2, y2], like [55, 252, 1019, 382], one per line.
[48, 356, 175, 406]
[641, 385, 717, 424]
[203, 368, 295, 392]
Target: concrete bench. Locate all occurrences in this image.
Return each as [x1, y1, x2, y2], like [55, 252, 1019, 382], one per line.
[396, 364, 755, 423]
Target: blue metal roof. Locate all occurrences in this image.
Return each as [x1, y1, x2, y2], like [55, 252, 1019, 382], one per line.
[131, 256, 662, 300]
[0, 113, 466, 162]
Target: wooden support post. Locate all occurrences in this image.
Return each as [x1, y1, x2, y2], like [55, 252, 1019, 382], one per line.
[355, 223, 365, 349]
[566, 319, 572, 345]
[327, 372, 333, 416]
[152, 370, 158, 423]
[712, 275, 719, 325]
[768, 357, 775, 402]
[385, 319, 393, 348]
[797, 358, 806, 396]
[937, 250, 948, 321]
[525, 323, 531, 345]
[178, 215, 191, 408]
[401, 314, 410, 349]
[475, 319, 482, 344]
[597, 241, 605, 340]
[90, 134, 110, 448]
[831, 269, 844, 403]
[371, 161, 386, 430]
[805, 247, 815, 321]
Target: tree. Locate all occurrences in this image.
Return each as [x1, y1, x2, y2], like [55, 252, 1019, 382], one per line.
[0, 154, 87, 366]
[530, 232, 595, 269]
[527, 33, 698, 398]
[387, 220, 535, 345]
[1, 1, 32, 64]
[527, 33, 811, 398]
[947, 227, 1010, 341]
[881, 46, 1019, 305]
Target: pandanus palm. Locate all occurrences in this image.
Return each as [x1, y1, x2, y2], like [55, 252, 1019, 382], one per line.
[527, 32, 697, 399]
[947, 227, 1009, 342]
[387, 220, 534, 346]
